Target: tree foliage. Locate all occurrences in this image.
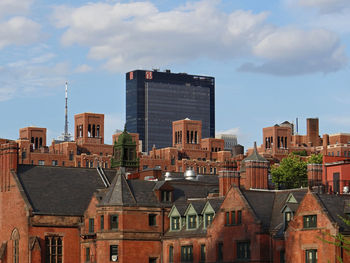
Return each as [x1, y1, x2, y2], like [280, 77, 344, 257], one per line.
[271, 153, 307, 189]
[307, 153, 323, 164]
[292, 150, 308, 156]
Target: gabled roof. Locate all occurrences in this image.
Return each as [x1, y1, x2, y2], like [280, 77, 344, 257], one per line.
[314, 193, 350, 233]
[240, 142, 267, 172]
[241, 188, 308, 234]
[184, 200, 207, 216]
[16, 165, 116, 216]
[100, 170, 136, 206]
[202, 198, 224, 214]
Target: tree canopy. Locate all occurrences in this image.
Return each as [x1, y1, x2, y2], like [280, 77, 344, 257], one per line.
[307, 153, 323, 164]
[271, 153, 308, 189]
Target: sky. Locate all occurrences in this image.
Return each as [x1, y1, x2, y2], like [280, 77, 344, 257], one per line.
[1, 0, 350, 149]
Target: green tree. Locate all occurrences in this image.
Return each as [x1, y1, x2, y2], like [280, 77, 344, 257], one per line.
[271, 153, 307, 189]
[307, 153, 323, 164]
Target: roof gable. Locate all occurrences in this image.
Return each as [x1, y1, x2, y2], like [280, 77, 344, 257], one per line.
[100, 169, 136, 206]
[168, 205, 181, 218]
[184, 203, 198, 216]
[202, 201, 215, 215]
[286, 193, 298, 203]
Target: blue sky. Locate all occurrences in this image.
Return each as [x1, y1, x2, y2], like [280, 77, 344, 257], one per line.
[1, 0, 350, 149]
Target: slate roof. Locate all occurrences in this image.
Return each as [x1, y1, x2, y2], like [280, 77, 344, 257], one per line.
[240, 142, 267, 172]
[16, 165, 117, 216]
[242, 188, 308, 234]
[315, 194, 350, 233]
[16, 165, 219, 217]
[164, 196, 224, 238]
[188, 199, 207, 214]
[207, 198, 224, 213]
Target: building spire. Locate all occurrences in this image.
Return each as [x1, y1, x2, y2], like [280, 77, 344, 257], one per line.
[58, 81, 72, 142]
[64, 81, 68, 136]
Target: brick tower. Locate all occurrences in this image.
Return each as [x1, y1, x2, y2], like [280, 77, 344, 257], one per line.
[74, 113, 104, 145]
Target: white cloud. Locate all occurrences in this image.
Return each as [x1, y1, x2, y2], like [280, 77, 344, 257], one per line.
[51, 0, 347, 76]
[74, 64, 93, 73]
[0, 53, 70, 101]
[238, 28, 347, 75]
[0, 0, 33, 19]
[216, 127, 240, 136]
[0, 16, 41, 49]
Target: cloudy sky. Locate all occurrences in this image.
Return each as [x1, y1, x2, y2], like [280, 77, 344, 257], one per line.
[1, 0, 350, 149]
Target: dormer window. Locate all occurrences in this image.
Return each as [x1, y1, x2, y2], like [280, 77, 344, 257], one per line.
[162, 191, 172, 202]
[204, 213, 214, 228]
[188, 215, 197, 229]
[284, 211, 292, 230]
[171, 217, 180, 231]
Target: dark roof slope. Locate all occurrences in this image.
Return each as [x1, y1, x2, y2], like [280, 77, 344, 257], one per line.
[316, 194, 350, 233]
[100, 171, 136, 206]
[242, 190, 275, 230]
[16, 165, 116, 216]
[242, 188, 307, 234]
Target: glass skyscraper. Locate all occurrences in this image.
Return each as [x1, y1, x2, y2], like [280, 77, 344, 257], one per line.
[126, 70, 215, 152]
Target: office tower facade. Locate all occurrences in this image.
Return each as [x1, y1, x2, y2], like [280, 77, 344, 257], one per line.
[126, 69, 215, 152]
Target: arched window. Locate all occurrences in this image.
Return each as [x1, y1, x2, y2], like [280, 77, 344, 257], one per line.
[11, 228, 20, 263]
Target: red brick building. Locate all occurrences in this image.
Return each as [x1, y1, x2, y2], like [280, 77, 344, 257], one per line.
[140, 118, 243, 174]
[286, 191, 350, 263]
[3, 115, 350, 263]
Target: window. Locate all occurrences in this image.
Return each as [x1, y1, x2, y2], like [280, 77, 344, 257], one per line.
[237, 210, 242, 224]
[217, 242, 223, 262]
[86, 247, 90, 262]
[11, 229, 19, 263]
[169, 245, 174, 263]
[237, 241, 250, 260]
[62, 161, 65, 166]
[13, 239, 19, 263]
[69, 152, 74, 161]
[110, 245, 118, 262]
[305, 249, 317, 263]
[181, 245, 193, 262]
[45, 236, 63, 263]
[149, 257, 157, 263]
[280, 250, 285, 263]
[88, 218, 94, 233]
[78, 161, 81, 167]
[171, 217, 180, 230]
[284, 211, 292, 229]
[149, 214, 157, 226]
[21, 151, 26, 159]
[162, 191, 171, 202]
[200, 244, 206, 263]
[188, 215, 197, 229]
[38, 160, 45, 166]
[303, 215, 317, 229]
[100, 215, 104, 230]
[110, 215, 119, 230]
[226, 212, 230, 225]
[205, 213, 214, 228]
[231, 211, 236, 225]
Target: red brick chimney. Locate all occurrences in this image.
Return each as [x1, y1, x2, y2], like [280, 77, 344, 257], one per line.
[219, 170, 240, 196]
[307, 163, 322, 188]
[242, 142, 269, 190]
[0, 141, 18, 192]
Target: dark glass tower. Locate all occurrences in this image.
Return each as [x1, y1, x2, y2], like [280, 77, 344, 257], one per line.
[126, 70, 215, 152]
